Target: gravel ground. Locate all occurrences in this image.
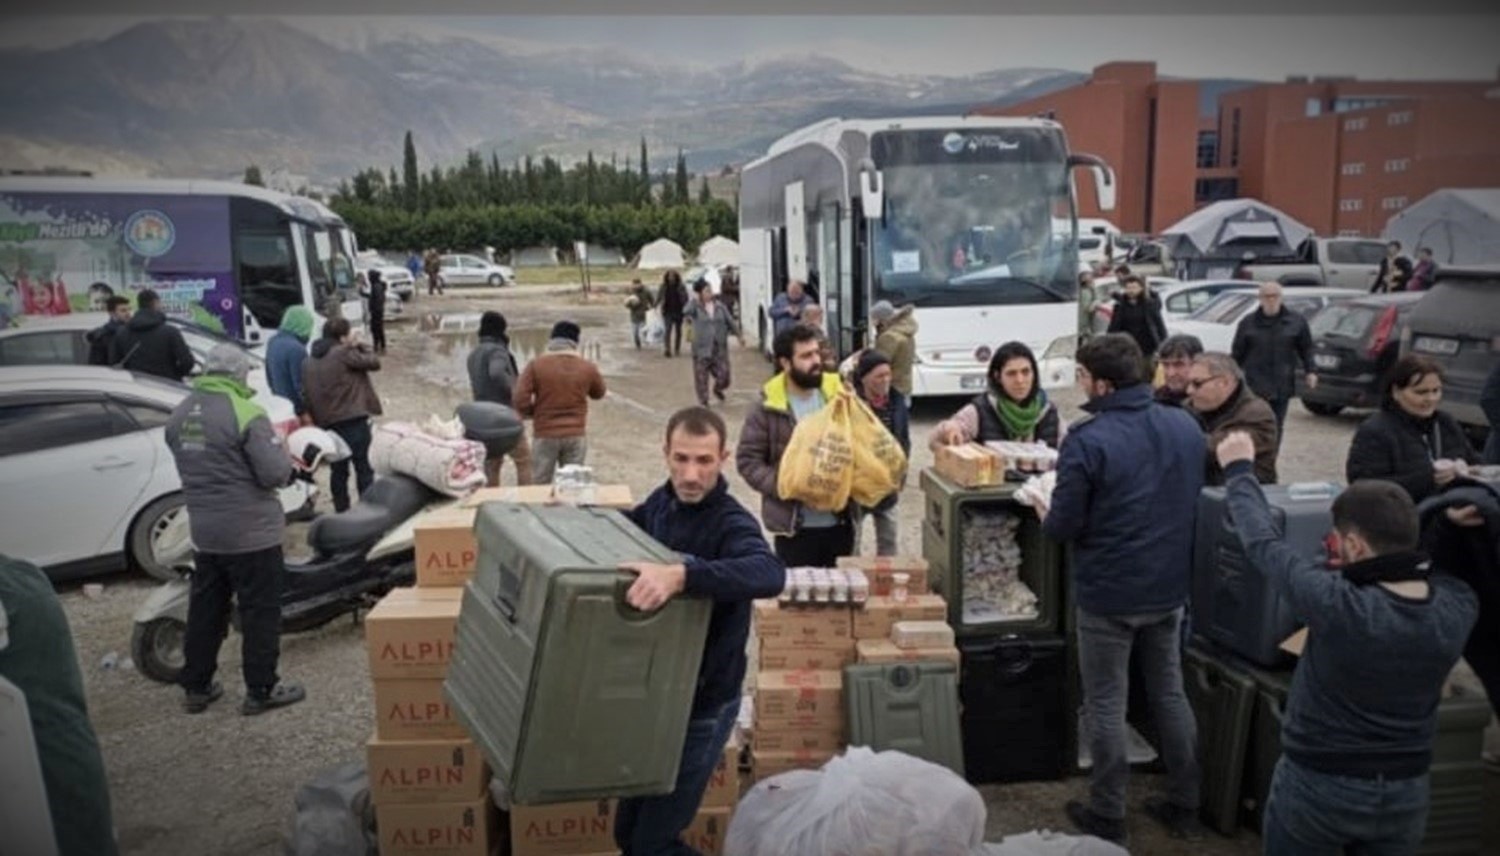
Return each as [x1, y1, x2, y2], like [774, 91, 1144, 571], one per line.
[59, 283, 1494, 855]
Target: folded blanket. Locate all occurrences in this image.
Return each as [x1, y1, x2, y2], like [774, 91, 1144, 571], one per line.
[370, 421, 487, 497]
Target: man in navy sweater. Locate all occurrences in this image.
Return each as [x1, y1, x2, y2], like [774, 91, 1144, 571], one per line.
[615, 406, 786, 855]
[1217, 431, 1478, 853]
[1039, 333, 1205, 845]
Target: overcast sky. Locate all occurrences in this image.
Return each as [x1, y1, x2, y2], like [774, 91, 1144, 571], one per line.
[4, 14, 1499, 80]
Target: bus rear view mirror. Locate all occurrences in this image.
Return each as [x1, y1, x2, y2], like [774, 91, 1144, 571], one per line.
[1067, 153, 1116, 212]
[857, 158, 884, 221]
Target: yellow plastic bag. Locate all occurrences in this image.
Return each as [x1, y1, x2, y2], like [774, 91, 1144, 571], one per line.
[776, 393, 854, 512]
[847, 394, 907, 508]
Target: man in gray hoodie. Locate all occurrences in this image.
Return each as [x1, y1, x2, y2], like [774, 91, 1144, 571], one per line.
[165, 344, 305, 716]
[685, 278, 742, 406]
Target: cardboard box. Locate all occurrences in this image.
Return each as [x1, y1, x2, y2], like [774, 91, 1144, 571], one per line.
[751, 748, 836, 781]
[413, 506, 479, 588]
[891, 620, 955, 650]
[751, 722, 845, 753]
[855, 638, 960, 667]
[373, 679, 467, 740]
[509, 799, 616, 856]
[367, 735, 488, 805]
[366, 588, 463, 680]
[933, 442, 1002, 487]
[754, 670, 843, 721]
[753, 600, 853, 648]
[681, 807, 731, 856]
[851, 594, 946, 639]
[376, 797, 497, 856]
[835, 556, 930, 597]
[757, 643, 855, 672]
[699, 743, 741, 810]
[461, 484, 634, 509]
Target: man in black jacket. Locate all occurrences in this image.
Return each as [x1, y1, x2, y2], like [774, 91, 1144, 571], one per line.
[615, 406, 785, 855]
[466, 311, 530, 486]
[85, 295, 132, 366]
[1230, 282, 1316, 443]
[108, 288, 195, 381]
[1372, 240, 1414, 293]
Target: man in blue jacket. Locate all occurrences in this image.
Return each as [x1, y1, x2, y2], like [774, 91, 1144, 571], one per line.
[1039, 333, 1205, 845]
[265, 305, 315, 420]
[616, 406, 786, 855]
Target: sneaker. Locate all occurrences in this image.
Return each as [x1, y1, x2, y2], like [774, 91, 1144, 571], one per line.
[1143, 795, 1206, 839]
[182, 682, 224, 714]
[241, 682, 306, 716]
[713, 388, 727, 402]
[1065, 800, 1126, 844]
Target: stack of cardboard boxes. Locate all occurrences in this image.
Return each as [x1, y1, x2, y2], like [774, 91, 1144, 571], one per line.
[366, 586, 496, 856]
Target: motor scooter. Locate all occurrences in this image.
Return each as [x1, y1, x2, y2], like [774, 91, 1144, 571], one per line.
[131, 407, 522, 684]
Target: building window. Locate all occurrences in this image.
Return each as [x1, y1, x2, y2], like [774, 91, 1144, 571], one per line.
[1339, 199, 1364, 212]
[1343, 117, 1368, 132]
[1381, 196, 1409, 211]
[1230, 108, 1241, 168]
[1387, 110, 1414, 126]
[1195, 177, 1240, 204]
[1341, 162, 1365, 176]
[1195, 130, 1219, 168]
[1385, 158, 1411, 173]
[1334, 97, 1389, 113]
[1305, 98, 1322, 117]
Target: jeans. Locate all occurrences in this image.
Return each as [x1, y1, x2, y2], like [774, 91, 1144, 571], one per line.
[180, 545, 283, 695]
[852, 503, 899, 556]
[1263, 756, 1429, 855]
[531, 435, 588, 485]
[1268, 396, 1291, 447]
[1076, 605, 1200, 820]
[632, 320, 646, 348]
[774, 520, 855, 568]
[664, 316, 684, 356]
[328, 416, 374, 513]
[615, 698, 740, 855]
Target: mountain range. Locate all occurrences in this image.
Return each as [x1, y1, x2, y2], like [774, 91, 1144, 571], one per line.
[0, 18, 1100, 186]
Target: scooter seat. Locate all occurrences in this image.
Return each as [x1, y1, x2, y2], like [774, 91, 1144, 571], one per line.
[307, 474, 440, 556]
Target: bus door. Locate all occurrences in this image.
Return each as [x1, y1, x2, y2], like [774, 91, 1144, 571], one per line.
[784, 182, 808, 286]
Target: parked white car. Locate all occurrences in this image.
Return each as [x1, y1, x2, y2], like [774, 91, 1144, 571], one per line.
[1167, 287, 1357, 353]
[357, 250, 415, 300]
[0, 366, 314, 581]
[439, 253, 515, 287]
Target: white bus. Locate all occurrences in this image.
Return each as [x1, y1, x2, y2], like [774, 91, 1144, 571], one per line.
[0, 177, 362, 348]
[739, 116, 1115, 396]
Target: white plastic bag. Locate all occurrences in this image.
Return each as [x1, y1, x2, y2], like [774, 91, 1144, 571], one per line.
[724, 747, 985, 856]
[970, 830, 1128, 856]
[644, 309, 666, 345]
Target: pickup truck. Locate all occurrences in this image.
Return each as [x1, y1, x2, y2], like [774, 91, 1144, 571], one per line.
[1235, 237, 1386, 290]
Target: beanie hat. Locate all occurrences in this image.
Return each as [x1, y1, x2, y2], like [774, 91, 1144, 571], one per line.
[550, 320, 581, 343]
[479, 310, 508, 340]
[869, 300, 896, 324]
[203, 343, 252, 383]
[853, 348, 891, 389]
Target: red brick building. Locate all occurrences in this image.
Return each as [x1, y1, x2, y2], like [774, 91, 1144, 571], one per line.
[974, 63, 1500, 237]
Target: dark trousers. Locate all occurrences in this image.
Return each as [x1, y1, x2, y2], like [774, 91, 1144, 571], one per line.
[693, 353, 731, 405]
[1268, 396, 1290, 447]
[664, 316, 684, 356]
[369, 315, 386, 352]
[774, 520, 855, 568]
[328, 416, 374, 513]
[427, 272, 443, 295]
[1263, 757, 1428, 854]
[615, 698, 740, 855]
[180, 545, 283, 695]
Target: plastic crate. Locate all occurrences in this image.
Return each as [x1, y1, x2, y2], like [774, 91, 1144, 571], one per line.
[844, 661, 964, 777]
[959, 634, 1070, 783]
[920, 469, 1062, 637]
[1182, 641, 1257, 836]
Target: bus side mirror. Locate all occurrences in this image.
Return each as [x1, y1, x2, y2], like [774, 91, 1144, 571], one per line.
[857, 158, 883, 221]
[1068, 153, 1116, 212]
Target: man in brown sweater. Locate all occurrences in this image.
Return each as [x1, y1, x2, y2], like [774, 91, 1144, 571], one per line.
[1187, 352, 1280, 485]
[513, 320, 607, 484]
[303, 316, 383, 512]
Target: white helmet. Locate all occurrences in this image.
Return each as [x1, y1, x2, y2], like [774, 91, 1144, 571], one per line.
[287, 426, 352, 469]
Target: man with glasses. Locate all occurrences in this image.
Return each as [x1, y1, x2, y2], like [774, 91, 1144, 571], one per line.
[1187, 353, 1280, 485]
[1231, 282, 1316, 442]
[1154, 334, 1204, 407]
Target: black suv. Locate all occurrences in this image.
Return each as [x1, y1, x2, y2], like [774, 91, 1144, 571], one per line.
[1399, 266, 1500, 444]
[1298, 292, 1424, 416]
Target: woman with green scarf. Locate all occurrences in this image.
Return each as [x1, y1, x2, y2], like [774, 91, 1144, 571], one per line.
[929, 341, 1063, 451]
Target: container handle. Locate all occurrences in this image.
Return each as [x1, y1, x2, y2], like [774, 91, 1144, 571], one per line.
[614, 572, 657, 623]
[496, 565, 522, 622]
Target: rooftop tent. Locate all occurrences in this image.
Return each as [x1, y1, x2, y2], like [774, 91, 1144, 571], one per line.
[633, 237, 686, 270]
[1383, 188, 1500, 265]
[510, 246, 560, 267]
[1159, 199, 1313, 278]
[696, 235, 740, 268]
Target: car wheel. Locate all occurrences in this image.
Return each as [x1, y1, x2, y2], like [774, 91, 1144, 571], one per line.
[131, 617, 187, 684]
[488, 274, 503, 287]
[1302, 401, 1344, 417]
[128, 494, 191, 581]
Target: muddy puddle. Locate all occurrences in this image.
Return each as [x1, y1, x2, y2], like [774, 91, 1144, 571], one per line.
[415, 312, 608, 390]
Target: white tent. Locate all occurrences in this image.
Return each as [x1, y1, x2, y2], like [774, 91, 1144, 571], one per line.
[510, 246, 560, 267]
[696, 235, 740, 268]
[634, 237, 686, 270]
[581, 243, 625, 265]
[1384, 189, 1500, 265]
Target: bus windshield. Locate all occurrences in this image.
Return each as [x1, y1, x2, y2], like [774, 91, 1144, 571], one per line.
[869, 129, 1078, 308]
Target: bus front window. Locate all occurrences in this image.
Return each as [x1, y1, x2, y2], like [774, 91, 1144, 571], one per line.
[302, 225, 343, 309]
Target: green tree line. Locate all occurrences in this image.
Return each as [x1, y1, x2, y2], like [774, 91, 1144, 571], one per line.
[325, 132, 735, 256]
